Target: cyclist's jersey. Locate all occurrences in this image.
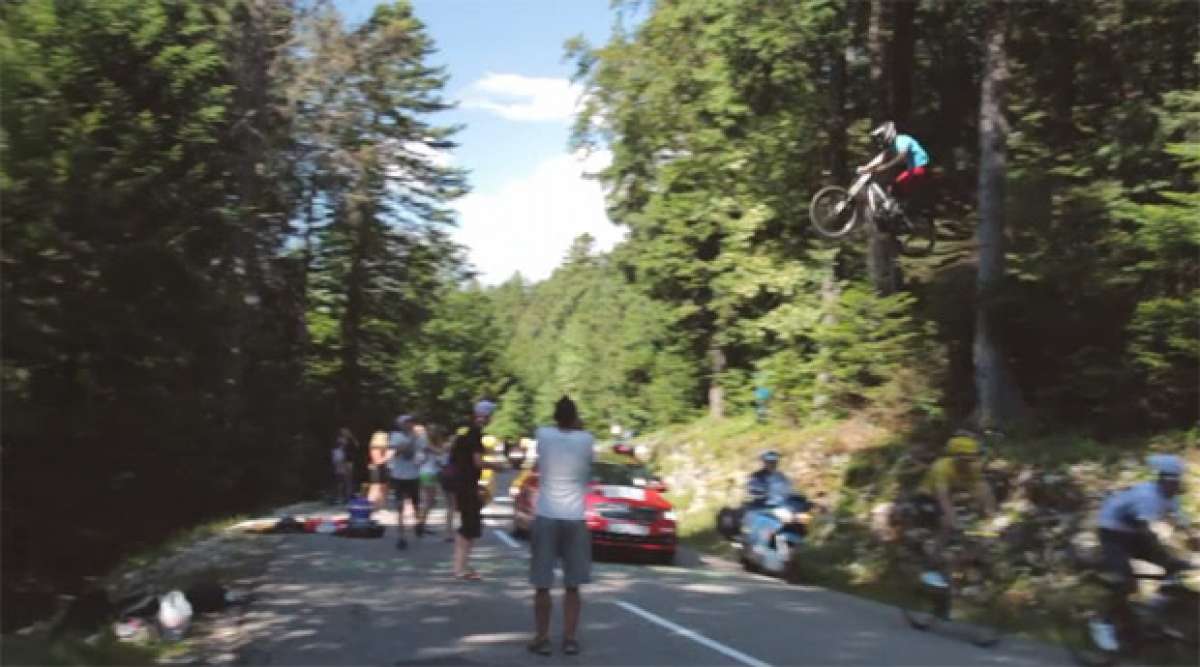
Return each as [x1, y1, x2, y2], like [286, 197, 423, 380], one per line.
[918, 457, 982, 496]
[894, 134, 929, 170]
[1097, 481, 1184, 533]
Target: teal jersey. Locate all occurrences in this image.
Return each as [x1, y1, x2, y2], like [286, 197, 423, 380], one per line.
[894, 134, 929, 169]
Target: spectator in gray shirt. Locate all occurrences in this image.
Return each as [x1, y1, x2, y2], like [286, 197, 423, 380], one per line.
[527, 396, 594, 657]
[388, 415, 424, 550]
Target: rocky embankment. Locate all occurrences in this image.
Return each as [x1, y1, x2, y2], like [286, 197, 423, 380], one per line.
[648, 418, 1198, 627]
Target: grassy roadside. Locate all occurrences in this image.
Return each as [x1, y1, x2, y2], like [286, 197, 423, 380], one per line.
[0, 503, 317, 666]
[654, 416, 1199, 651]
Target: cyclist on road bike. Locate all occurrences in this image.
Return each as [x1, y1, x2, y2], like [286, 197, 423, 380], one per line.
[913, 431, 997, 533]
[857, 121, 931, 213]
[905, 431, 997, 588]
[1089, 454, 1198, 652]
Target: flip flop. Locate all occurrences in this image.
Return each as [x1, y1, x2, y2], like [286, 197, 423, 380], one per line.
[454, 571, 481, 581]
[527, 638, 552, 656]
[562, 639, 580, 656]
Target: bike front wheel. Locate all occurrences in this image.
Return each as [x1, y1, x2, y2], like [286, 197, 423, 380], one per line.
[896, 212, 936, 257]
[809, 186, 858, 239]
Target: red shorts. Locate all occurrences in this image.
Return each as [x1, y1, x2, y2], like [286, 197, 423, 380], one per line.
[893, 165, 928, 197]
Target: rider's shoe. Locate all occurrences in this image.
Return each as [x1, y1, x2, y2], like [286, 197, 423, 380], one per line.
[920, 570, 949, 589]
[1088, 618, 1119, 652]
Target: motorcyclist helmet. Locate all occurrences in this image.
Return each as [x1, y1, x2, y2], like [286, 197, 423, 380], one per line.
[761, 450, 781, 464]
[1147, 454, 1184, 481]
[870, 121, 897, 148]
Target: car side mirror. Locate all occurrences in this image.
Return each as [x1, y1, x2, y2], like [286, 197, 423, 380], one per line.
[648, 479, 668, 493]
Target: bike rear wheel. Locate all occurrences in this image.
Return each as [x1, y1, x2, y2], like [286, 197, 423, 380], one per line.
[809, 186, 858, 238]
[896, 212, 936, 257]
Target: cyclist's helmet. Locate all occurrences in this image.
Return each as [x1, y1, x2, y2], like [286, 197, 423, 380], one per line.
[870, 121, 897, 148]
[945, 431, 981, 457]
[761, 450, 782, 464]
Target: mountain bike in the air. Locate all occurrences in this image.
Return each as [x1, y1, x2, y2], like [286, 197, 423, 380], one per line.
[809, 167, 936, 256]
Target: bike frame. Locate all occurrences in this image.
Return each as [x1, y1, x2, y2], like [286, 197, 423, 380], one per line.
[843, 171, 895, 222]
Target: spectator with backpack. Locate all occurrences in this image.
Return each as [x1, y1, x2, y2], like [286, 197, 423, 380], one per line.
[388, 415, 425, 550]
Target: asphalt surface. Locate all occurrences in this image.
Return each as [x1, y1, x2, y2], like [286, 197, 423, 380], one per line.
[217, 470, 1069, 666]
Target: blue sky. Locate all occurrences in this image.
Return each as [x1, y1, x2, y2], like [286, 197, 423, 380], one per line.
[336, 0, 630, 284]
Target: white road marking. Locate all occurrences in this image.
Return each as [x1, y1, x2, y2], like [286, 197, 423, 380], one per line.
[613, 600, 772, 667]
[493, 528, 521, 550]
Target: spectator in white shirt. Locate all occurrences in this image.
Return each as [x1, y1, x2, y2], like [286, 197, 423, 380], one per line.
[527, 396, 594, 657]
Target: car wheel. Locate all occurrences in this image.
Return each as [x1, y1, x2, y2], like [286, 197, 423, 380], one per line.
[654, 551, 675, 566]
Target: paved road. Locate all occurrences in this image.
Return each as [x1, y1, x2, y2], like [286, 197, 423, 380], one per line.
[212, 471, 1067, 666]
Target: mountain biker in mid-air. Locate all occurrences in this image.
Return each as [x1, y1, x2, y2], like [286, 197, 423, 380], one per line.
[857, 121, 931, 216]
[1088, 454, 1198, 652]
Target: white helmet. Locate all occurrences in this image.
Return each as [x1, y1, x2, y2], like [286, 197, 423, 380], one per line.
[871, 121, 897, 146]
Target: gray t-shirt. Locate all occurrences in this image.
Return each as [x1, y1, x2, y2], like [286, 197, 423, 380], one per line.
[389, 431, 421, 480]
[534, 426, 595, 520]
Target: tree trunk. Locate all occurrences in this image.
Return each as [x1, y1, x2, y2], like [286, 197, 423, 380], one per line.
[889, 0, 915, 126]
[973, 0, 1027, 428]
[708, 345, 725, 420]
[339, 203, 366, 424]
[866, 0, 896, 296]
[934, 0, 965, 185]
[813, 252, 841, 415]
[867, 0, 888, 124]
[829, 11, 848, 184]
[1049, 1, 1077, 141]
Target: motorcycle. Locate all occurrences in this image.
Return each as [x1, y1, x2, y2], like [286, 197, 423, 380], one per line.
[717, 494, 813, 583]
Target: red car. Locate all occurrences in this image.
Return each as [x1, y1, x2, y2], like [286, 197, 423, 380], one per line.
[511, 451, 677, 564]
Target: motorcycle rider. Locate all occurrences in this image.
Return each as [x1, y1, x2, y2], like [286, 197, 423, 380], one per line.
[1088, 454, 1197, 652]
[857, 121, 931, 215]
[748, 450, 792, 507]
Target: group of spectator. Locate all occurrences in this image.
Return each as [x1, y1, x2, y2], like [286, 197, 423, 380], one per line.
[328, 396, 597, 657]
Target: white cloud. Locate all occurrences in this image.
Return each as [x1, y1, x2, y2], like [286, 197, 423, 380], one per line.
[453, 149, 624, 285]
[459, 73, 584, 122]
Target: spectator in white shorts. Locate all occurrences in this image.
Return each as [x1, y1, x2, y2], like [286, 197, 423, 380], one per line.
[527, 396, 594, 657]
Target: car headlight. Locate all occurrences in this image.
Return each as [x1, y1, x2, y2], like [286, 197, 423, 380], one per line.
[663, 511, 677, 521]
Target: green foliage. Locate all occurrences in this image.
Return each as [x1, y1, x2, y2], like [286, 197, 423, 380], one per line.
[2, 0, 309, 600]
[0, 0, 472, 619]
[490, 236, 697, 435]
[558, 0, 1200, 440]
[760, 284, 942, 422]
[291, 0, 468, 432]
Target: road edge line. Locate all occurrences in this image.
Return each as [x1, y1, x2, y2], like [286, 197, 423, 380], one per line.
[613, 600, 772, 667]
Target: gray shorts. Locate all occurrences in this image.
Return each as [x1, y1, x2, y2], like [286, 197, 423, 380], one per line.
[530, 516, 592, 589]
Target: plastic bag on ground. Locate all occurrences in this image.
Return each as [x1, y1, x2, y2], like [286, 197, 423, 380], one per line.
[158, 590, 192, 641]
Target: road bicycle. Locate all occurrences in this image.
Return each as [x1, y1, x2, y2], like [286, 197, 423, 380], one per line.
[1067, 566, 1199, 666]
[900, 527, 1005, 648]
[809, 168, 936, 256]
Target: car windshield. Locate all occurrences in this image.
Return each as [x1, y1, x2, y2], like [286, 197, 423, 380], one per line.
[590, 461, 651, 487]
